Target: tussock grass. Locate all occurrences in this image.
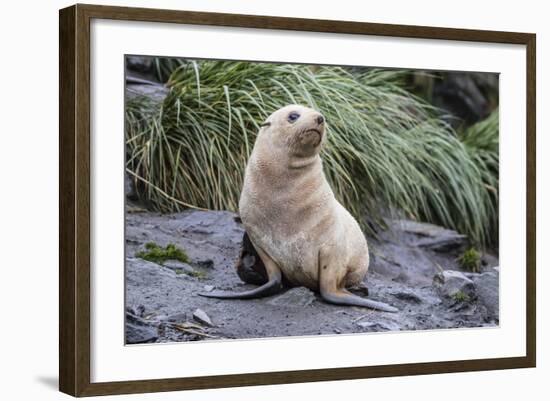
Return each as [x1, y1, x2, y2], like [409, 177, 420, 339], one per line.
[126, 60, 498, 245]
[460, 110, 499, 243]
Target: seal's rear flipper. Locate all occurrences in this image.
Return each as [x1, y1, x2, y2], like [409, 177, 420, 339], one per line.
[320, 290, 398, 312]
[203, 236, 285, 299]
[198, 278, 283, 300]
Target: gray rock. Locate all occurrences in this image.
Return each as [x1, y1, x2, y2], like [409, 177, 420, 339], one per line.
[392, 220, 467, 252]
[433, 270, 476, 300]
[472, 271, 499, 319]
[195, 259, 214, 269]
[391, 290, 423, 304]
[126, 56, 154, 74]
[126, 323, 158, 344]
[203, 285, 214, 292]
[481, 253, 499, 270]
[126, 81, 168, 104]
[163, 312, 187, 323]
[125, 55, 161, 84]
[432, 72, 497, 126]
[371, 242, 437, 285]
[193, 309, 213, 327]
[126, 257, 178, 285]
[357, 320, 400, 332]
[125, 313, 158, 344]
[267, 287, 317, 308]
[125, 172, 138, 201]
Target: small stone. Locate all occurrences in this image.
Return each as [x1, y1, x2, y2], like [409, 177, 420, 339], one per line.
[267, 287, 316, 308]
[391, 291, 423, 304]
[203, 285, 214, 292]
[164, 312, 187, 323]
[195, 259, 214, 269]
[193, 308, 213, 327]
[433, 270, 476, 300]
[125, 313, 158, 344]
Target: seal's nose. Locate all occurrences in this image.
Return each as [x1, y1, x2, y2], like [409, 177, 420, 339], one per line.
[316, 115, 324, 125]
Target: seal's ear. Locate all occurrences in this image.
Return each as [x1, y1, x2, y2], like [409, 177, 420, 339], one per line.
[260, 121, 271, 128]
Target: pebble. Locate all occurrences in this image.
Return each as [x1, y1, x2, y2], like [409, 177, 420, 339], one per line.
[193, 308, 214, 327]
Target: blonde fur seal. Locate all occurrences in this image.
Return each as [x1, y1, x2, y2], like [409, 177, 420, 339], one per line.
[200, 105, 397, 312]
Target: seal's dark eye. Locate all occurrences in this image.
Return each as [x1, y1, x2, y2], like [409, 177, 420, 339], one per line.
[287, 112, 300, 123]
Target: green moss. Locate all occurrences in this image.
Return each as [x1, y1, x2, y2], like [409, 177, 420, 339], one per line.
[452, 290, 471, 303]
[136, 242, 189, 264]
[186, 270, 208, 280]
[457, 248, 481, 273]
[171, 267, 207, 280]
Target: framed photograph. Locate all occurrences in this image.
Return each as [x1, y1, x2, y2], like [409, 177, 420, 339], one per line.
[59, 4, 536, 397]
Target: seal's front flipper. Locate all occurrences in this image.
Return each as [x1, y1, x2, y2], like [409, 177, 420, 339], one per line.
[318, 249, 398, 313]
[198, 279, 283, 300]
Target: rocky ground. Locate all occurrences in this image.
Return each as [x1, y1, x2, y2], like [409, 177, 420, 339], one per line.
[125, 208, 499, 344]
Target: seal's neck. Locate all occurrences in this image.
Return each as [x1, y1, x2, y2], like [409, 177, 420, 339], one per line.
[287, 154, 320, 170]
[252, 139, 321, 177]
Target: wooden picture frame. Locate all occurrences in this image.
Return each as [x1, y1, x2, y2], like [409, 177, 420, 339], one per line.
[59, 3, 536, 397]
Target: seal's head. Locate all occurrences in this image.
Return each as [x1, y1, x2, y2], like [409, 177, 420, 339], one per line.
[260, 105, 326, 157]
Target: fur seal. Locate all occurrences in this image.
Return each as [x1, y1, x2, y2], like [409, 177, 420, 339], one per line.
[200, 105, 397, 312]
